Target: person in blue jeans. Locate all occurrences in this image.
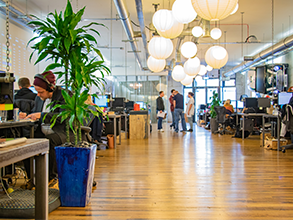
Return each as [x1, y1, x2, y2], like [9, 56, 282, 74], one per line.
[173, 91, 187, 133]
[156, 91, 165, 132]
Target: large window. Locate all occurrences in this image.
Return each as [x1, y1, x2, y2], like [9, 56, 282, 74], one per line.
[195, 88, 206, 108]
[222, 87, 236, 107]
[207, 88, 218, 105]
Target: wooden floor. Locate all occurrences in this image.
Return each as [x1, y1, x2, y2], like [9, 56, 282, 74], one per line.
[49, 124, 293, 220]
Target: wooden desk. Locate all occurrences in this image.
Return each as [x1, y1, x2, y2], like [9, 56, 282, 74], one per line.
[107, 115, 121, 148]
[0, 120, 35, 138]
[0, 139, 49, 220]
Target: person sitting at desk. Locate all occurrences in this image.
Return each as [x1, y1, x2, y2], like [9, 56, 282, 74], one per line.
[14, 77, 36, 101]
[19, 71, 70, 187]
[224, 99, 234, 115]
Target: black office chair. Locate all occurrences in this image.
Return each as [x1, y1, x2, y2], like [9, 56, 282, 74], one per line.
[81, 106, 108, 149]
[280, 105, 293, 153]
[214, 106, 234, 135]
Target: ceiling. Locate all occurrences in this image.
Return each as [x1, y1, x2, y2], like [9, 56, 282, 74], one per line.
[10, 0, 293, 76]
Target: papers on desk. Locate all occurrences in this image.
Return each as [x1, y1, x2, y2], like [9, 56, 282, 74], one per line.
[19, 119, 37, 122]
[157, 111, 166, 118]
[0, 137, 27, 148]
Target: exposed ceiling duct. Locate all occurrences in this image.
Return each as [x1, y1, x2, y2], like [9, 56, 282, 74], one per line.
[113, 0, 148, 71]
[224, 34, 293, 76]
[134, 0, 149, 61]
[0, 0, 34, 29]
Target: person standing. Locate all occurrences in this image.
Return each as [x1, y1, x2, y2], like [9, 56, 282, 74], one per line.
[156, 91, 165, 132]
[169, 89, 175, 129]
[186, 92, 195, 132]
[173, 91, 187, 133]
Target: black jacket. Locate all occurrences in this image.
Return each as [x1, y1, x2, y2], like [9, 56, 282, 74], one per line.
[156, 96, 165, 111]
[31, 86, 68, 138]
[14, 88, 36, 101]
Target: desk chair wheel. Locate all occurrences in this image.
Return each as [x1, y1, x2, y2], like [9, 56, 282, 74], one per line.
[282, 149, 286, 153]
[93, 180, 97, 187]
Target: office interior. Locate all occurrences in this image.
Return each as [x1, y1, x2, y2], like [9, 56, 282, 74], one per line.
[1, 0, 293, 219]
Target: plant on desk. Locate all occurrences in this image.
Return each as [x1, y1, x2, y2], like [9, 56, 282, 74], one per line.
[209, 91, 220, 133]
[27, 0, 110, 207]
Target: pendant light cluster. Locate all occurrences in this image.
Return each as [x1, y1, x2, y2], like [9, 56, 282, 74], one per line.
[147, 0, 238, 86]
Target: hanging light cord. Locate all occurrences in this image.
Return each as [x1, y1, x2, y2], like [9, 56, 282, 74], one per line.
[272, 0, 274, 65]
[6, 0, 10, 74]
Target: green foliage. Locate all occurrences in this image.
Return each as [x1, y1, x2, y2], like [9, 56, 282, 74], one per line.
[209, 91, 220, 119]
[28, 0, 110, 146]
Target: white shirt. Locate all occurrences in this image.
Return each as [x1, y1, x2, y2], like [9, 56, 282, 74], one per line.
[41, 98, 55, 135]
[186, 97, 194, 117]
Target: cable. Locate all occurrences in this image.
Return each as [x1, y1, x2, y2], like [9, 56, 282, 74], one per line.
[131, 20, 155, 31]
[0, 176, 12, 199]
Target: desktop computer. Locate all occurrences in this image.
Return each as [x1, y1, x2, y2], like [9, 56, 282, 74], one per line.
[244, 98, 258, 109]
[258, 98, 271, 108]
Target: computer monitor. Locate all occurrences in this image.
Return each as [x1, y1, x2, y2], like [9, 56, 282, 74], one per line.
[255, 66, 266, 94]
[136, 101, 145, 109]
[125, 101, 134, 109]
[237, 101, 244, 109]
[278, 92, 292, 105]
[113, 97, 125, 108]
[93, 95, 109, 107]
[258, 98, 271, 108]
[29, 86, 38, 94]
[244, 98, 258, 109]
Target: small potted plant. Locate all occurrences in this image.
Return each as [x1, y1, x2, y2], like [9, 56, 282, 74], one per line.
[209, 91, 220, 133]
[28, 0, 110, 207]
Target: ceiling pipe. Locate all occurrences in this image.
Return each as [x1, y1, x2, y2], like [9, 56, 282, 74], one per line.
[134, 0, 149, 61]
[113, 0, 148, 71]
[224, 34, 293, 77]
[0, 0, 34, 29]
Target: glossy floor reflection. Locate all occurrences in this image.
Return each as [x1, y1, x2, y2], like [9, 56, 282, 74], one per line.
[49, 124, 293, 220]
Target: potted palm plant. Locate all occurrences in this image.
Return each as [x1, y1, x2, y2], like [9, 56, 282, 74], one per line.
[209, 91, 220, 133]
[28, 0, 110, 207]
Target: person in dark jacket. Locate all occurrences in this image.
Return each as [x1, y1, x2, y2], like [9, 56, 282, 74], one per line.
[19, 71, 71, 187]
[14, 77, 36, 100]
[156, 91, 165, 132]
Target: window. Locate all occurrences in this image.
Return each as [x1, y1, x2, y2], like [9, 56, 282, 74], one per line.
[207, 79, 219, 87]
[224, 79, 235, 86]
[207, 88, 218, 104]
[195, 88, 206, 108]
[195, 77, 205, 87]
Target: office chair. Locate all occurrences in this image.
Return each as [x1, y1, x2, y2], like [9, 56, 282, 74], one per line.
[280, 105, 293, 153]
[214, 106, 234, 135]
[81, 106, 108, 149]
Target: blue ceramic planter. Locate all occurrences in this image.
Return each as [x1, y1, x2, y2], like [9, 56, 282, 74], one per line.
[55, 144, 97, 207]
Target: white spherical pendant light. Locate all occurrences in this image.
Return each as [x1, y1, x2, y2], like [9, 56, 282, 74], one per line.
[205, 46, 229, 69]
[157, 20, 184, 39]
[147, 56, 166, 72]
[148, 36, 174, 59]
[181, 75, 194, 86]
[184, 57, 201, 77]
[181, 41, 197, 59]
[198, 65, 207, 76]
[172, 65, 186, 82]
[212, 46, 227, 60]
[192, 26, 203, 37]
[230, 3, 239, 15]
[206, 65, 213, 71]
[172, 0, 197, 24]
[191, 0, 238, 21]
[152, 9, 174, 32]
[210, 28, 222, 40]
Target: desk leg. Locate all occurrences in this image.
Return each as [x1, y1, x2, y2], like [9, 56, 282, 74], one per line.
[119, 118, 121, 145]
[277, 116, 280, 151]
[35, 152, 48, 220]
[114, 117, 117, 149]
[125, 116, 128, 139]
[242, 116, 244, 140]
[262, 116, 265, 147]
[236, 114, 238, 126]
[30, 125, 34, 138]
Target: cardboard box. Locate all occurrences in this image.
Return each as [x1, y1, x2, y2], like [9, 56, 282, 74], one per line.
[260, 133, 272, 140]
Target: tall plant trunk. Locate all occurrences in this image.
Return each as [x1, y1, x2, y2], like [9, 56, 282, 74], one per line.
[74, 123, 78, 146]
[65, 63, 70, 143]
[78, 123, 82, 143]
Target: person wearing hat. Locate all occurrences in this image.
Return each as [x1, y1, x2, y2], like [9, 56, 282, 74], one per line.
[19, 71, 69, 187]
